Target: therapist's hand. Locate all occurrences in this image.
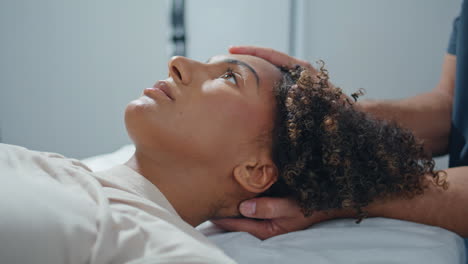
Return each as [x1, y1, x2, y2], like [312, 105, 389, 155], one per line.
[229, 45, 343, 91]
[230, 45, 366, 107]
[212, 197, 348, 240]
[229, 45, 317, 72]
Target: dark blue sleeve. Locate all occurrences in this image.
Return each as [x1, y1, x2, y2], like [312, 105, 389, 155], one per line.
[448, 0, 468, 170]
[448, 16, 460, 55]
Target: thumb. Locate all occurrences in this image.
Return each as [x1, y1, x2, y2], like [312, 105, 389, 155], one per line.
[239, 197, 299, 219]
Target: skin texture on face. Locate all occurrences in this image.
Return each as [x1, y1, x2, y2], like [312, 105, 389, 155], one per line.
[124, 54, 282, 226]
[126, 55, 281, 163]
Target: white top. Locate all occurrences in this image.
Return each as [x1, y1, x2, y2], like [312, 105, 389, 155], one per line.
[0, 143, 236, 264]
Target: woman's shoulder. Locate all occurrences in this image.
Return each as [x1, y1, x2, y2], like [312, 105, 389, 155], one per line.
[0, 143, 96, 188]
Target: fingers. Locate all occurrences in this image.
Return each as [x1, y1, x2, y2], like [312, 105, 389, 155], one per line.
[211, 218, 284, 240]
[229, 45, 315, 71]
[238, 197, 301, 219]
[229, 45, 293, 67]
[212, 197, 332, 240]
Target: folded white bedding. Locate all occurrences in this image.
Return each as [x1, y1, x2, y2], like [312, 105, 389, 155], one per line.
[82, 145, 466, 264]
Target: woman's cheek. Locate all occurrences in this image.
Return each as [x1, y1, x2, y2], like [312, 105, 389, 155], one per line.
[222, 100, 262, 133]
[201, 86, 263, 132]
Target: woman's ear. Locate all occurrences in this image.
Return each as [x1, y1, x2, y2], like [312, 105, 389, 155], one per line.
[233, 160, 278, 194]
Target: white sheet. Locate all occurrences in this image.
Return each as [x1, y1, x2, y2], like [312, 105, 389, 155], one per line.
[198, 219, 464, 264]
[82, 145, 466, 264]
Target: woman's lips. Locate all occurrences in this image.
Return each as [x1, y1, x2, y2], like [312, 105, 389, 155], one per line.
[144, 81, 174, 101]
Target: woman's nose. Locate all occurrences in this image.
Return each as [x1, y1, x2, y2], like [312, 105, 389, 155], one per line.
[168, 56, 192, 85]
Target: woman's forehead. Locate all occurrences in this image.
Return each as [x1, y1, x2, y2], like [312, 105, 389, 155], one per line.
[208, 54, 276, 71]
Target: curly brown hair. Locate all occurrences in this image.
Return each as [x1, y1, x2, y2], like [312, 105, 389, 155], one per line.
[265, 62, 448, 221]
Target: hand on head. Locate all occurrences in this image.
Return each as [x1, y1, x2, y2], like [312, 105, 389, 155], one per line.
[229, 45, 317, 73]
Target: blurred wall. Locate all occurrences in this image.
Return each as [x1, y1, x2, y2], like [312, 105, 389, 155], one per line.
[300, 0, 462, 99]
[185, 0, 291, 61]
[0, 0, 169, 158]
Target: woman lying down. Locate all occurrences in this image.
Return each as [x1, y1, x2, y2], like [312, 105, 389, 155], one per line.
[0, 54, 448, 263]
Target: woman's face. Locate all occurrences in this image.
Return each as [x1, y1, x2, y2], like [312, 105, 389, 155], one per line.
[125, 54, 281, 165]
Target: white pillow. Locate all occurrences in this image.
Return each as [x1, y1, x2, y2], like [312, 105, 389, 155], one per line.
[198, 219, 465, 264]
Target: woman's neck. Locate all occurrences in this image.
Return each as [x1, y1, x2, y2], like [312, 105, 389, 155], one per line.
[124, 150, 230, 227]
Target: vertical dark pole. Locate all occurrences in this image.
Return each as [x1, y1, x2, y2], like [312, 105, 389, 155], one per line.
[171, 0, 186, 57]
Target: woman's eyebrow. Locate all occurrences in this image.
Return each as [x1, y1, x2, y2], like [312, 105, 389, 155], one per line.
[206, 57, 260, 89]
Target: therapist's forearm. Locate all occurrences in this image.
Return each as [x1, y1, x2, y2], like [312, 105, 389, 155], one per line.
[364, 166, 468, 237]
[356, 54, 455, 156]
[356, 90, 452, 156]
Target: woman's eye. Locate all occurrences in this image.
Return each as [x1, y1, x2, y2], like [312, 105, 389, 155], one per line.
[220, 69, 238, 85]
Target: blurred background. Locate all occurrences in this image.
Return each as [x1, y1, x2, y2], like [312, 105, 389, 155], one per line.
[0, 0, 462, 168]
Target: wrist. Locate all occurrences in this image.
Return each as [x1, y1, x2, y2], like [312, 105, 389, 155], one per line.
[354, 99, 378, 112]
[313, 207, 357, 222]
